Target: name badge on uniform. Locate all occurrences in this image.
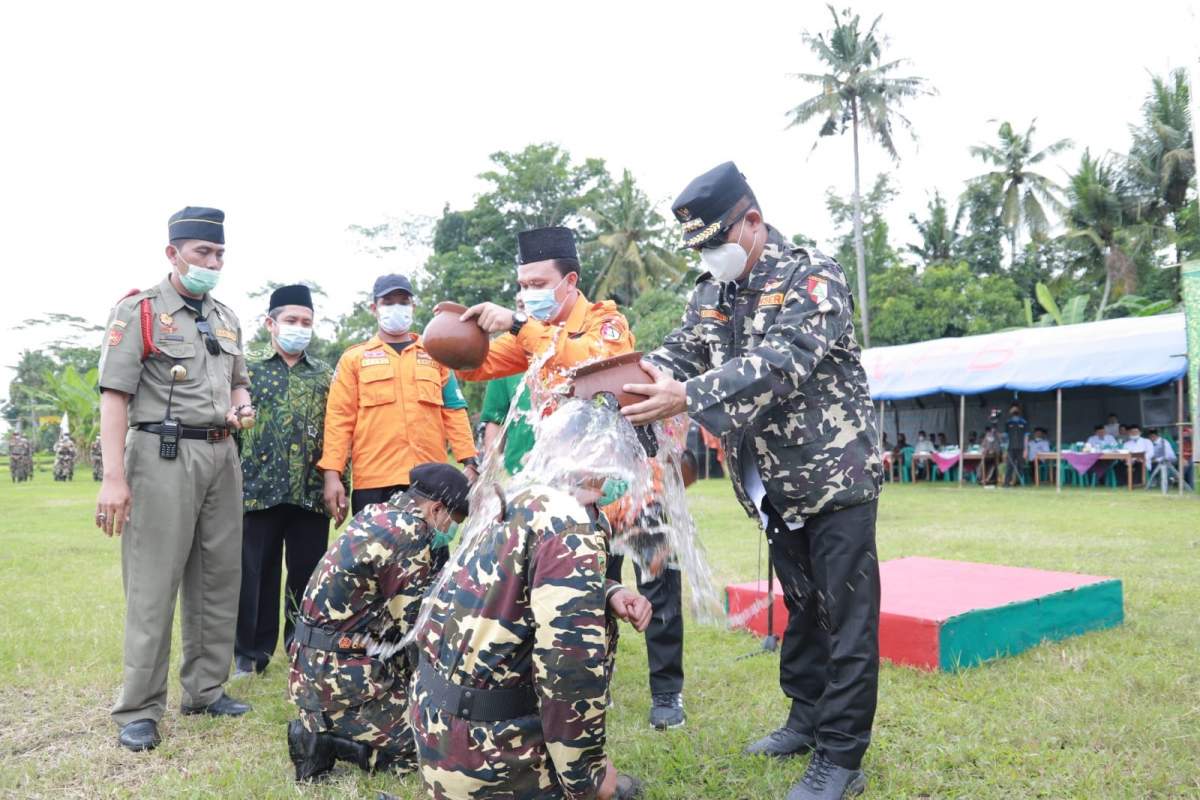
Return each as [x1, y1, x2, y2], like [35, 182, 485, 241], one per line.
[216, 328, 237, 342]
[759, 293, 785, 308]
[361, 357, 389, 367]
[700, 309, 729, 322]
[415, 351, 433, 365]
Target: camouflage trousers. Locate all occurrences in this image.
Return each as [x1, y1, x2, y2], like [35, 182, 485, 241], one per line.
[408, 678, 570, 800]
[299, 691, 417, 774]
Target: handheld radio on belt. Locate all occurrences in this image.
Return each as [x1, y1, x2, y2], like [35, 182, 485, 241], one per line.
[159, 364, 186, 460]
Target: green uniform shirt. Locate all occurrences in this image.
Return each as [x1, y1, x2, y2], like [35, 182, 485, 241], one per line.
[98, 275, 250, 427]
[479, 374, 535, 475]
[240, 349, 333, 514]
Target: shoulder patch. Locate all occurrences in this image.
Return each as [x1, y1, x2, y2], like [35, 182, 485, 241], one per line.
[600, 321, 622, 341]
[806, 276, 829, 304]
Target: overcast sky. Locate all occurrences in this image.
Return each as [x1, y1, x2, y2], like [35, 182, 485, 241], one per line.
[2, 1, 1197, 419]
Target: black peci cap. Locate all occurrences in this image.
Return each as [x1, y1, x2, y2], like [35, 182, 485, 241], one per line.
[373, 273, 413, 299]
[268, 284, 314, 311]
[409, 462, 471, 522]
[671, 161, 757, 249]
[516, 226, 577, 265]
[168, 206, 225, 244]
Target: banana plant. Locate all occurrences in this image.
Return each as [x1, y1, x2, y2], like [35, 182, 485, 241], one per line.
[36, 365, 100, 450]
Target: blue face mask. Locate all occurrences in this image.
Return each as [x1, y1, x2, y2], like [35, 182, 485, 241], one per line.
[274, 323, 312, 355]
[520, 276, 567, 321]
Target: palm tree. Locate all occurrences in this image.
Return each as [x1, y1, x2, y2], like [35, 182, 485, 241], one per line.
[786, 5, 933, 347]
[906, 191, 958, 266]
[581, 169, 689, 306]
[1127, 68, 1194, 262]
[968, 120, 1072, 264]
[1062, 150, 1140, 315]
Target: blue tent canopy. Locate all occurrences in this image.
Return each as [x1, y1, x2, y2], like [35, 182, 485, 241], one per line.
[862, 313, 1187, 401]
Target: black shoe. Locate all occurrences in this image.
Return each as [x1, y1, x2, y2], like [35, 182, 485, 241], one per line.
[287, 720, 336, 782]
[615, 773, 645, 800]
[117, 718, 160, 752]
[649, 693, 685, 730]
[744, 726, 815, 758]
[786, 752, 866, 799]
[181, 693, 251, 717]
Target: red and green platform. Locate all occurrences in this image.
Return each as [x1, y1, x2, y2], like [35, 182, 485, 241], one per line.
[725, 556, 1124, 671]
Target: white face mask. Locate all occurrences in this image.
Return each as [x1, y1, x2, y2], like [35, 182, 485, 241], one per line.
[699, 219, 755, 282]
[377, 303, 413, 334]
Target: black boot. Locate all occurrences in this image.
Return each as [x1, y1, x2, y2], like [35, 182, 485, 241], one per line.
[614, 773, 645, 799]
[287, 720, 335, 782]
[330, 734, 374, 771]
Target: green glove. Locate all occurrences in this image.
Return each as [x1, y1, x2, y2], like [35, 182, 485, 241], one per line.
[598, 477, 629, 506]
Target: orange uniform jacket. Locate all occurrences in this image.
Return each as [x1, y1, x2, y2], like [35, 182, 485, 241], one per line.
[319, 334, 477, 489]
[457, 293, 636, 389]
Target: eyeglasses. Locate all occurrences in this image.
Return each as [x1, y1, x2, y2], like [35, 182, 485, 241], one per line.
[194, 318, 221, 356]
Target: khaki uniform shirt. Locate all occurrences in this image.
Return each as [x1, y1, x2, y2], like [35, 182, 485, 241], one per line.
[98, 275, 250, 427]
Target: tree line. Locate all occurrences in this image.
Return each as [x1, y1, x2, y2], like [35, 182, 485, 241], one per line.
[5, 5, 1194, 444]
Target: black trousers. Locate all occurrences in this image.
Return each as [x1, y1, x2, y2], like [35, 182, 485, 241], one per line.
[351, 484, 408, 515]
[235, 504, 330, 671]
[1004, 449, 1026, 486]
[605, 555, 684, 695]
[767, 500, 880, 771]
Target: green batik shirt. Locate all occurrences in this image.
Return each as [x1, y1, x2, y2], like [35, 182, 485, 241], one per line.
[241, 349, 334, 515]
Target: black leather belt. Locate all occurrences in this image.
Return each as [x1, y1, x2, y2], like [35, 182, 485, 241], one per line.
[418, 656, 537, 722]
[293, 619, 366, 653]
[136, 423, 230, 442]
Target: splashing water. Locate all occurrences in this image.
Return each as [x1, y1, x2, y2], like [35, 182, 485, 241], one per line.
[405, 344, 724, 646]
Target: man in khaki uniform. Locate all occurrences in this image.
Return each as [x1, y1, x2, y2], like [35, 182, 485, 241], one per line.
[95, 206, 256, 752]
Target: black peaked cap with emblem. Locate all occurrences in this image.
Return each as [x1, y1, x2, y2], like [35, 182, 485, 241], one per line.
[268, 284, 314, 312]
[517, 226, 577, 265]
[671, 162, 757, 249]
[409, 462, 471, 522]
[168, 206, 225, 244]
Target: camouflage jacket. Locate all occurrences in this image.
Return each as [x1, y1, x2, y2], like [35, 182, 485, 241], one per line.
[412, 486, 621, 800]
[288, 492, 435, 714]
[648, 227, 881, 527]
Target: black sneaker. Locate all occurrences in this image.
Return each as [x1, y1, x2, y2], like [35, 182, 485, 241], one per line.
[786, 752, 866, 799]
[649, 693, 685, 730]
[744, 726, 815, 758]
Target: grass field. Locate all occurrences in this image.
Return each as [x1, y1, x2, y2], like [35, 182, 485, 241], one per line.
[1, 475, 1197, 799]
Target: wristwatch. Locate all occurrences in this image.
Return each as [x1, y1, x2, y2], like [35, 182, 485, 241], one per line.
[461, 457, 480, 470]
[509, 311, 528, 336]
